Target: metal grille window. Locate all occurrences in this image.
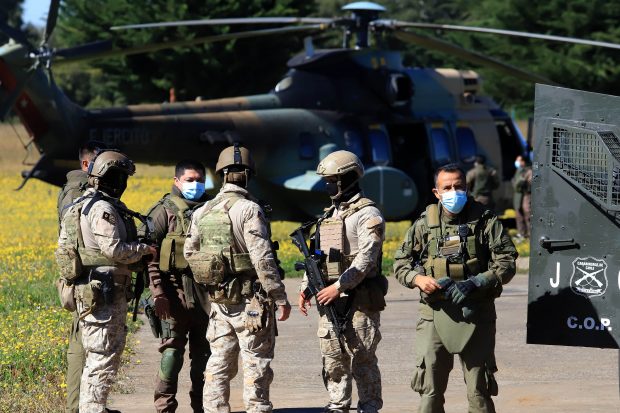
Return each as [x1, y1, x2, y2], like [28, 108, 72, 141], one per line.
[551, 125, 620, 210]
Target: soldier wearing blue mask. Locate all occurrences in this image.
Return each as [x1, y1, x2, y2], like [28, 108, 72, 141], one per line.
[141, 159, 212, 413]
[393, 163, 517, 413]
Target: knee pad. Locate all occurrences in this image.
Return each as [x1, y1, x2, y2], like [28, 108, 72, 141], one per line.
[159, 348, 184, 382]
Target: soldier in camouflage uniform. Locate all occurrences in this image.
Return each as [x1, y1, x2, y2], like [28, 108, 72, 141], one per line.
[184, 144, 291, 413]
[299, 150, 386, 413]
[393, 163, 517, 413]
[465, 155, 499, 210]
[56, 141, 103, 413]
[143, 160, 212, 412]
[57, 150, 156, 413]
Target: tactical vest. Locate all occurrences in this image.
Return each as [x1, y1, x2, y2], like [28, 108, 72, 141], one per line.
[56, 193, 138, 282]
[318, 197, 378, 281]
[423, 203, 491, 281]
[189, 194, 255, 289]
[153, 194, 194, 273]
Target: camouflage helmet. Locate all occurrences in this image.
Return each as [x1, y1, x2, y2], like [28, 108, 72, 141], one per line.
[87, 150, 135, 178]
[215, 144, 255, 173]
[316, 150, 364, 178]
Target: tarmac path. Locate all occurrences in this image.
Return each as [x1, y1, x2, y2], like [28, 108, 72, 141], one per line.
[110, 271, 619, 412]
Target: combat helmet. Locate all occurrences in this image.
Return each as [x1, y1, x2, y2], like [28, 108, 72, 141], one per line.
[216, 143, 254, 187]
[87, 150, 135, 198]
[316, 150, 364, 200]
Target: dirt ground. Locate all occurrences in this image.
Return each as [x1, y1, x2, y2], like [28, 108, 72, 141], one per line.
[109, 268, 619, 413]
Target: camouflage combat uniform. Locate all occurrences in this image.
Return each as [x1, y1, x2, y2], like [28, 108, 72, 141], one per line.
[144, 186, 211, 412]
[57, 169, 88, 413]
[466, 164, 499, 210]
[184, 183, 288, 413]
[393, 199, 517, 413]
[302, 192, 386, 413]
[59, 187, 152, 413]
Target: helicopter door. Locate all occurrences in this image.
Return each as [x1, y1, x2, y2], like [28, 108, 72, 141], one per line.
[527, 84, 619, 349]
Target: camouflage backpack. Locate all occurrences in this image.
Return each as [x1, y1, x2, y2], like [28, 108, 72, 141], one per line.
[55, 195, 114, 282]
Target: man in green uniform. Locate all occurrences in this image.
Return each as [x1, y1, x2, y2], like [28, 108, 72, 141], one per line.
[56, 141, 102, 413]
[143, 160, 212, 412]
[393, 163, 517, 413]
[465, 155, 499, 211]
[512, 155, 532, 239]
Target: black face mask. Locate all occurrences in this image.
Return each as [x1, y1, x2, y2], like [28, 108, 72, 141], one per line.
[99, 170, 128, 199]
[325, 181, 339, 197]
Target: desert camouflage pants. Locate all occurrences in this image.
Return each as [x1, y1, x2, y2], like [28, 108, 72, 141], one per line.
[412, 318, 498, 413]
[77, 288, 128, 413]
[318, 310, 382, 413]
[203, 302, 276, 413]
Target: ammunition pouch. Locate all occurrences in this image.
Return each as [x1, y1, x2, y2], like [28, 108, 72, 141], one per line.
[353, 274, 388, 312]
[55, 246, 83, 282]
[208, 275, 255, 305]
[160, 236, 189, 272]
[188, 250, 227, 286]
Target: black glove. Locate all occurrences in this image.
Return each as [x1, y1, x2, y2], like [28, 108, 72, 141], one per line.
[436, 277, 456, 299]
[451, 278, 478, 305]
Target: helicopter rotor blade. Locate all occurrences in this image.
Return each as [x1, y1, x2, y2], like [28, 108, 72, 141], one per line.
[111, 17, 334, 31]
[391, 29, 557, 85]
[53, 24, 327, 66]
[381, 20, 620, 51]
[42, 0, 61, 46]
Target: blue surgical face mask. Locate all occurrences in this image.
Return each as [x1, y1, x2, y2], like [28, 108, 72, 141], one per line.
[514, 160, 522, 170]
[441, 190, 468, 214]
[181, 181, 205, 200]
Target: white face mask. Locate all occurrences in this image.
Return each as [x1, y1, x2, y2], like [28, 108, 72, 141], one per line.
[441, 190, 468, 214]
[181, 181, 205, 200]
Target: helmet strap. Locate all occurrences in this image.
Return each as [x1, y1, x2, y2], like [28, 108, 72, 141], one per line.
[330, 177, 360, 202]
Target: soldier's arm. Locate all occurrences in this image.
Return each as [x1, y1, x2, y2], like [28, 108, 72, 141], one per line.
[466, 169, 475, 191]
[144, 203, 170, 296]
[241, 203, 288, 306]
[335, 208, 385, 291]
[88, 202, 151, 263]
[393, 219, 426, 289]
[481, 215, 518, 285]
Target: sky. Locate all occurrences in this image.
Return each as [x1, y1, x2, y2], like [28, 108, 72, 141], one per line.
[22, 0, 50, 26]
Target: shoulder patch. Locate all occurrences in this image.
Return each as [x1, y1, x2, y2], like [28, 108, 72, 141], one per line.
[366, 215, 383, 229]
[102, 211, 116, 224]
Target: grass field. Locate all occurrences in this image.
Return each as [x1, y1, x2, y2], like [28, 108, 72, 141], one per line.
[0, 124, 528, 411]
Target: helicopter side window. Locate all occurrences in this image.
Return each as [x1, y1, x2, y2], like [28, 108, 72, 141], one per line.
[368, 129, 391, 166]
[456, 127, 477, 162]
[299, 132, 316, 160]
[431, 127, 452, 166]
[344, 130, 364, 158]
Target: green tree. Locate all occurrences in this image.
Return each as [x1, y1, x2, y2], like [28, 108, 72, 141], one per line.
[53, 0, 316, 107]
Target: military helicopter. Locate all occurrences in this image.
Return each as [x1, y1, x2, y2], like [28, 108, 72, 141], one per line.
[3, 1, 620, 221]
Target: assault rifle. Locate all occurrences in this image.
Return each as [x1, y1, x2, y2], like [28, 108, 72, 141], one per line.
[290, 222, 346, 339]
[133, 214, 155, 322]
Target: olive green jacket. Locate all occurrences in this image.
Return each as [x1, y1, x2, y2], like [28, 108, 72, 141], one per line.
[144, 186, 211, 312]
[393, 199, 517, 320]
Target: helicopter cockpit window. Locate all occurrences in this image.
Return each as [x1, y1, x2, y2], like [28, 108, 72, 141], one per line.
[299, 132, 316, 160]
[431, 127, 452, 166]
[456, 127, 477, 162]
[344, 130, 364, 158]
[368, 129, 391, 166]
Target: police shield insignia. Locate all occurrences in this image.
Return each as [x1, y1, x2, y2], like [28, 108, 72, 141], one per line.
[570, 257, 608, 298]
